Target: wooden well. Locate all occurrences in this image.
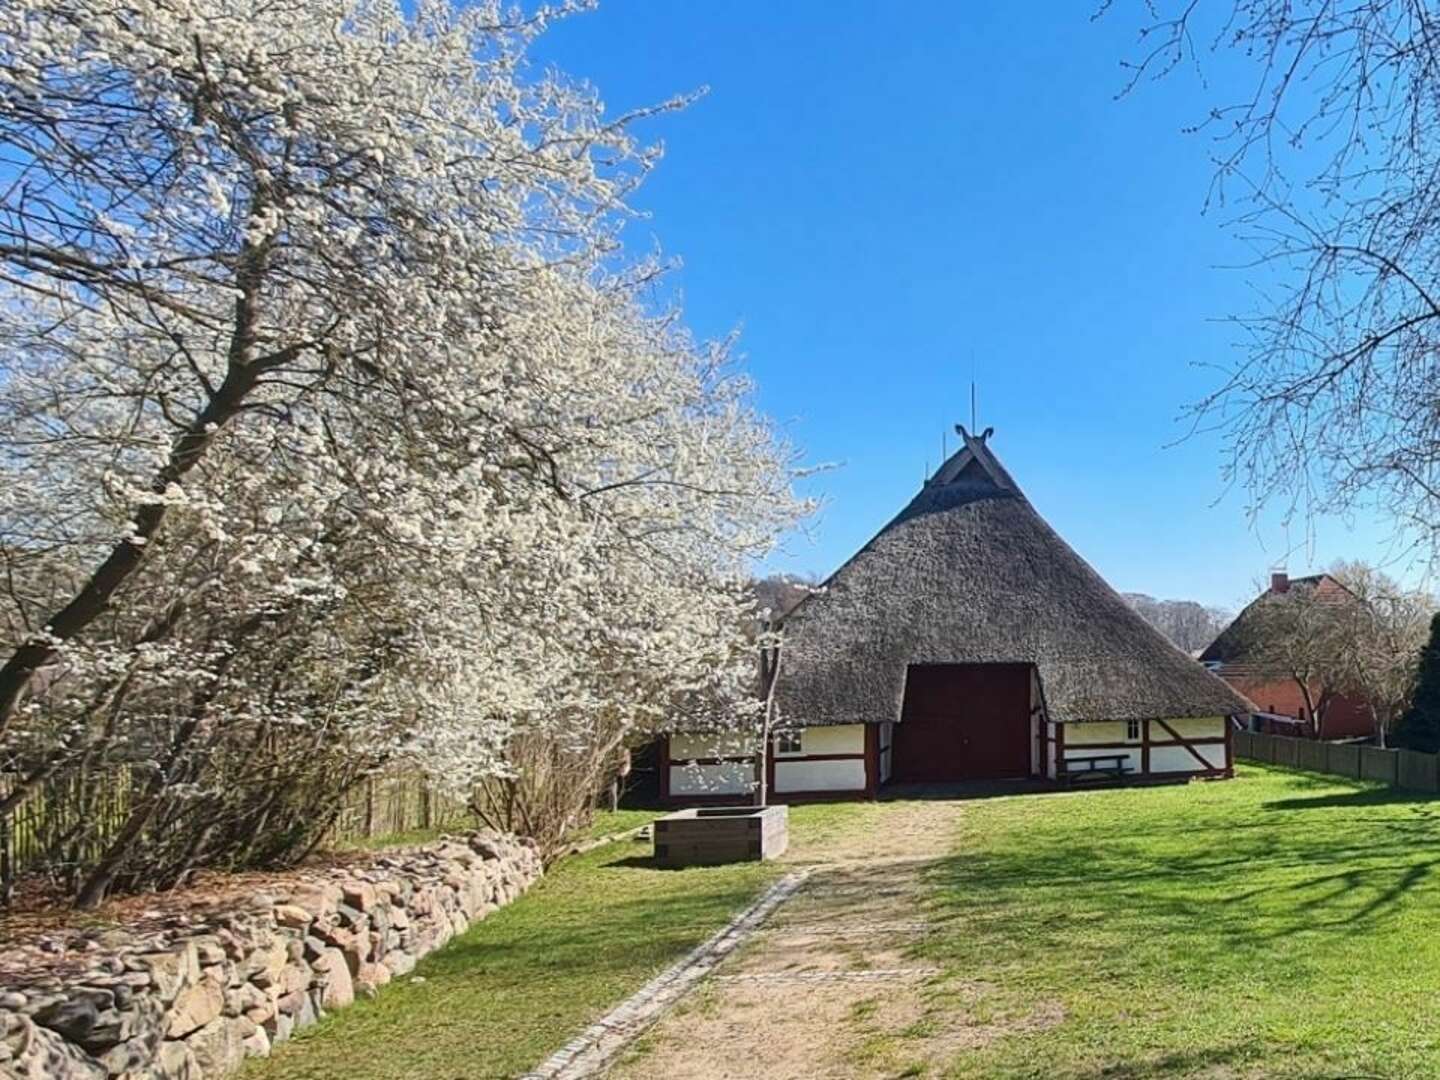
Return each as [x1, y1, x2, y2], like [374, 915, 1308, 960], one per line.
[652, 805, 788, 867]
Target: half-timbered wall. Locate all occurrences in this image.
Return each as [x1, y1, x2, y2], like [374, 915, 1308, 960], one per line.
[1056, 716, 1231, 778]
[773, 723, 867, 795]
[1148, 716, 1228, 774]
[1043, 715, 1065, 780]
[1065, 720, 1144, 775]
[666, 732, 757, 798]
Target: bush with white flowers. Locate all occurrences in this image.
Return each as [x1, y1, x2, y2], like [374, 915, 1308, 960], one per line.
[0, 0, 806, 904]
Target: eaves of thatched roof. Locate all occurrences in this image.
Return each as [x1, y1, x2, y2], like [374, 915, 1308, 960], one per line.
[772, 429, 1253, 726]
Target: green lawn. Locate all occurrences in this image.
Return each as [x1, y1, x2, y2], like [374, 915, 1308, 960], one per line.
[245, 803, 859, 1080]
[576, 807, 665, 841]
[333, 809, 660, 853]
[918, 764, 1440, 1078]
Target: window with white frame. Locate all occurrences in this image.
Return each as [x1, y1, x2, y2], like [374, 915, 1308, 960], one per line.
[1126, 719, 1141, 741]
[775, 730, 803, 755]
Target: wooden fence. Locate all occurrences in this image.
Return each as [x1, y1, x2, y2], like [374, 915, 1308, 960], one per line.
[330, 773, 469, 843]
[1235, 730, 1440, 793]
[1, 769, 467, 900]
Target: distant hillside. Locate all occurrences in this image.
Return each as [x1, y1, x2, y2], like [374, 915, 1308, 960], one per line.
[753, 578, 1227, 654]
[1122, 593, 1231, 655]
[752, 573, 820, 621]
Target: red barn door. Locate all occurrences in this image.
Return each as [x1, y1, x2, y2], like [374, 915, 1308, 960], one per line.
[891, 663, 1033, 782]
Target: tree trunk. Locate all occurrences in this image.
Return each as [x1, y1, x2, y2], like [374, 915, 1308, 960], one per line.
[757, 632, 781, 808]
[0, 224, 282, 735]
[0, 360, 263, 732]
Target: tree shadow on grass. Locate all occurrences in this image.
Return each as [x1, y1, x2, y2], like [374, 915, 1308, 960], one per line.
[1067, 1041, 1269, 1079]
[607, 854, 682, 870]
[920, 794, 1440, 972]
[1263, 785, 1440, 812]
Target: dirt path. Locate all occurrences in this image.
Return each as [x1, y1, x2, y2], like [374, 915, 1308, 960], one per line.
[608, 799, 977, 1080]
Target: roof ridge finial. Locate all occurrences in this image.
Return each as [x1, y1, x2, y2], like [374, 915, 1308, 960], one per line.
[954, 424, 995, 444]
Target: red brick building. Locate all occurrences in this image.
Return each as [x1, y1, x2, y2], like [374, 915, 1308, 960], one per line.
[1200, 573, 1374, 740]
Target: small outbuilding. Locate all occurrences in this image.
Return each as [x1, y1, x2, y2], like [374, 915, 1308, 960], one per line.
[660, 427, 1251, 803]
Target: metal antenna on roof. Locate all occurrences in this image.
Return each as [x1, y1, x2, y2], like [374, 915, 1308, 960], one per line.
[970, 351, 978, 433]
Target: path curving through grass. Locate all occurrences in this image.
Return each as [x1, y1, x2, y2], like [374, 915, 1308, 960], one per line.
[242, 804, 862, 1080]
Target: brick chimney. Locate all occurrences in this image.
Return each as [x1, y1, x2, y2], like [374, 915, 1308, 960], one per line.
[1270, 572, 1290, 594]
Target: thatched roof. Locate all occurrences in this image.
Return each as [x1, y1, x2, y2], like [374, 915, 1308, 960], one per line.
[1198, 573, 1344, 667]
[773, 429, 1252, 726]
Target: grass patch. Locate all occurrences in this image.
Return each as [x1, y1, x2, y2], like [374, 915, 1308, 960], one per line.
[331, 809, 662, 855]
[245, 803, 859, 1080]
[331, 822, 474, 852]
[575, 807, 664, 841]
[920, 764, 1440, 1078]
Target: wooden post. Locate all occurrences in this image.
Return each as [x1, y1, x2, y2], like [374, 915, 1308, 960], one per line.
[0, 810, 11, 908]
[757, 624, 782, 808]
[364, 776, 376, 838]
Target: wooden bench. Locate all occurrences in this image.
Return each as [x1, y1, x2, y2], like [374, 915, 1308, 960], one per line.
[1059, 754, 1132, 785]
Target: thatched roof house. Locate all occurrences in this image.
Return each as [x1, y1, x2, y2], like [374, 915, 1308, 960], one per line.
[1199, 571, 1373, 739]
[775, 428, 1249, 729]
[659, 428, 1250, 804]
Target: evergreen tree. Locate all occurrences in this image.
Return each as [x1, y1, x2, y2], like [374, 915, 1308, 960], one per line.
[1394, 613, 1440, 752]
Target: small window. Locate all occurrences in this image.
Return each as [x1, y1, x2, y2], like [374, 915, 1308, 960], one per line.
[775, 730, 803, 754]
[1126, 719, 1141, 741]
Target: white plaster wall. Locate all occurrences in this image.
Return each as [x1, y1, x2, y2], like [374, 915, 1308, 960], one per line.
[669, 761, 754, 796]
[774, 759, 866, 793]
[1063, 748, 1142, 774]
[671, 732, 753, 759]
[1065, 722, 1138, 745]
[1152, 717, 1226, 741]
[795, 724, 865, 755]
[1150, 743, 1226, 773]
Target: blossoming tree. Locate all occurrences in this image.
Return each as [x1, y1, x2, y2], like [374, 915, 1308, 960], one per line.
[0, 0, 806, 902]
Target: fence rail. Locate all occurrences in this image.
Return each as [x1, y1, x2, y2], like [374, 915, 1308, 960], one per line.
[1235, 730, 1440, 793]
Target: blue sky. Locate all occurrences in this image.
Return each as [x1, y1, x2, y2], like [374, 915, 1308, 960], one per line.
[530, 2, 1419, 613]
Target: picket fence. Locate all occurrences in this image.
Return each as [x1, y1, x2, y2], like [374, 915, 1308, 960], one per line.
[1234, 730, 1440, 792]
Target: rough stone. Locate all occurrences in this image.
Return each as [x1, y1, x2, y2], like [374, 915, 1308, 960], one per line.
[99, 1033, 154, 1075]
[341, 882, 376, 912]
[271, 904, 314, 930]
[186, 1017, 245, 1076]
[0, 831, 540, 1079]
[312, 949, 354, 1011]
[241, 1024, 271, 1058]
[263, 1010, 294, 1047]
[74, 1007, 131, 1055]
[140, 944, 200, 1002]
[354, 962, 391, 999]
[31, 996, 99, 1044]
[382, 950, 416, 978]
[243, 939, 289, 987]
[166, 977, 223, 1038]
[226, 982, 269, 1021]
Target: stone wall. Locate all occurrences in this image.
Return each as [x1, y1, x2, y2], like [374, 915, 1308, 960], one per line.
[1, 832, 543, 1079]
